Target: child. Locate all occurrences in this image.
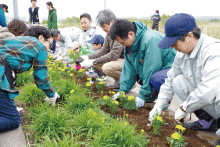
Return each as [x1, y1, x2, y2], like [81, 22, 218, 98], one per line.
[86, 34, 106, 81]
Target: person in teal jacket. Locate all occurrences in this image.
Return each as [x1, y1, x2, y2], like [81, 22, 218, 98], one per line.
[110, 19, 176, 107]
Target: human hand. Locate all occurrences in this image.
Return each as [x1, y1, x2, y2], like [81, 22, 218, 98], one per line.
[135, 97, 145, 107]
[80, 59, 95, 69]
[44, 92, 60, 105]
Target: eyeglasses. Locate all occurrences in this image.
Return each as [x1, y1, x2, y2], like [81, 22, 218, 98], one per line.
[46, 39, 53, 49]
[121, 37, 128, 46]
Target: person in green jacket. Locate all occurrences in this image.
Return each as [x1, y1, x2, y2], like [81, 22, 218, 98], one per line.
[110, 19, 176, 108]
[46, 1, 57, 30]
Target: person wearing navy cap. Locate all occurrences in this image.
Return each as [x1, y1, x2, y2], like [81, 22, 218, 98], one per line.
[87, 34, 104, 53]
[149, 14, 220, 145]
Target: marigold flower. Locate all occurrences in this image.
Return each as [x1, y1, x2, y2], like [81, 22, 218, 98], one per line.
[176, 125, 186, 131]
[70, 68, 74, 71]
[86, 82, 91, 87]
[98, 81, 104, 85]
[48, 67, 53, 71]
[69, 73, 74, 77]
[141, 129, 145, 134]
[87, 78, 91, 81]
[124, 122, 129, 125]
[70, 89, 75, 94]
[54, 60, 57, 63]
[109, 91, 112, 94]
[68, 50, 74, 54]
[78, 69, 85, 72]
[112, 100, 119, 105]
[101, 117, 105, 123]
[61, 69, 65, 72]
[171, 132, 181, 140]
[156, 116, 163, 122]
[128, 95, 135, 100]
[103, 95, 109, 100]
[111, 91, 116, 95]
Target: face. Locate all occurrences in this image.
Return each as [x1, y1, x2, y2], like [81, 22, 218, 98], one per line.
[2, 8, 7, 13]
[40, 37, 53, 51]
[171, 35, 195, 54]
[80, 17, 92, 31]
[53, 34, 61, 41]
[31, 1, 36, 7]
[115, 32, 135, 48]
[101, 20, 114, 34]
[46, 5, 51, 10]
[93, 44, 101, 50]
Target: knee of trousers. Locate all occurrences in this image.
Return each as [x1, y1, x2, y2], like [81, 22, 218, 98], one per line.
[102, 63, 113, 74]
[173, 74, 191, 95]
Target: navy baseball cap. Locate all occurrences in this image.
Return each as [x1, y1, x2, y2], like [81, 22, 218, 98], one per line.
[157, 13, 196, 49]
[87, 34, 104, 44]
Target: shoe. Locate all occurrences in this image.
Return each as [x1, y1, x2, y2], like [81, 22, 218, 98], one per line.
[50, 50, 55, 53]
[57, 56, 63, 61]
[184, 119, 219, 132]
[85, 71, 99, 78]
[109, 80, 120, 89]
[97, 76, 107, 81]
[215, 139, 220, 146]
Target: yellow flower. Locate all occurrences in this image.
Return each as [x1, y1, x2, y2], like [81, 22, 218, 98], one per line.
[176, 125, 186, 131]
[111, 91, 116, 95]
[86, 82, 91, 87]
[54, 60, 57, 63]
[30, 71, 33, 75]
[98, 81, 104, 85]
[68, 50, 73, 54]
[141, 129, 145, 134]
[156, 116, 163, 122]
[87, 78, 91, 81]
[126, 114, 128, 117]
[70, 89, 75, 94]
[70, 68, 74, 71]
[101, 117, 105, 123]
[78, 69, 85, 72]
[122, 93, 126, 98]
[69, 73, 74, 77]
[121, 91, 125, 94]
[128, 95, 135, 100]
[109, 91, 112, 94]
[48, 67, 53, 71]
[103, 95, 109, 100]
[48, 55, 53, 59]
[112, 100, 119, 105]
[67, 71, 71, 74]
[124, 122, 129, 125]
[92, 112, 97, 117]
[58, 67, 61, 71]
[96, 78, 99, 80]
[171, 132, 181, 140]
[61, 69, 65, 72]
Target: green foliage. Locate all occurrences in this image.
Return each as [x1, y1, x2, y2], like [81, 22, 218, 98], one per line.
[97, 95, 119, 113]
[28, 105, 72, 141]
[59, 16, 82, 29]
[17, 83, 45, 106]
[91, 118, 149, 147]
[15, 69, 34, 87]
[95, 81, 104, 93]
[42, 20, 48, 24]
[150, 113, 168, 135]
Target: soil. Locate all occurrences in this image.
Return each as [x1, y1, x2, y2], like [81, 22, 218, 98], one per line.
[17, 71, 213, 147]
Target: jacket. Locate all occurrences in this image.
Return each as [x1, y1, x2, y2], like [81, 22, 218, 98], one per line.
[120, 21, 176, 100]
[88, 34, 124, 64]
[155, 34, 220, 113]
[0, 6, 7, 27]
[151, 14, 161, 25]
[47, 8, 57, 30]
[29, 7, 39, 23]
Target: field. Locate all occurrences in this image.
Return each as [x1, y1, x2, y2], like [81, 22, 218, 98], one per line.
[16, 16, 220, 146]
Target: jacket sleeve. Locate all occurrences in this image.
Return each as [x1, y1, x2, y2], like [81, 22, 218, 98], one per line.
[120, 55, 137, 93]
[0, 9, 7, 27]
[33, 46, 55, 98]
[154, 53, 182, 109]
[51, 11, 57, 29]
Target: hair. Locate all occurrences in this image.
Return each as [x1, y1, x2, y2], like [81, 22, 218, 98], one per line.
[51, 29, 60, 37]
[46, 1, 53, 8]
[31, 0, 37, 2]
[95, 9, 116, 26]
[156, 10, 159, 13]
[178, 26, 201, 41]
[23, 26, 51, 39]
[93, 43, 103, 47]
[80, 13, 92, 21]
[110, 19, 136, 40]
[7, 19, 27, 36]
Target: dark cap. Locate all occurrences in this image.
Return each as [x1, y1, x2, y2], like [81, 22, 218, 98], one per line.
[51, 29, 60, 37]
[1, 4, 8, 13]
[157, 13, 196, 49]
[87, 34, 104, 44]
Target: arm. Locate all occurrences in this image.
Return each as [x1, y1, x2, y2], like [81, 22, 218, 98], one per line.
[0, 9, 7, 27]
[120, 55, 137, 93]
[33, 47, 55, 98]
[51, 11, 57, 29]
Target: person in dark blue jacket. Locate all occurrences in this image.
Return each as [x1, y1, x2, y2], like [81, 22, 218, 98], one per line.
[0, 4, 8, 27]
[28, 0, 40, 25]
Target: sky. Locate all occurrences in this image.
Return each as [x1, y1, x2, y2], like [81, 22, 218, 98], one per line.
[1, 0, 220, 22]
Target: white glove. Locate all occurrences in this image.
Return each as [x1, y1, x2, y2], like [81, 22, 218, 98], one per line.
[149, 107, 162, 122]
[175, 108, 188, 123]
[135, 97, 145, 107]
[80, 55, 89, 61]
[44, 92, 60, 105]
[112, 92, 121, 100]
[80, 59, 95, 69]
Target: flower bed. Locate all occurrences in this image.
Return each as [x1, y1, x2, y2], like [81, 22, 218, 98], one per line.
[15, 55, 213, 146]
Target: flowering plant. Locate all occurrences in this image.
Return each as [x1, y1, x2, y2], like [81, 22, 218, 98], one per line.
[68, 49, 79, 62]
[96, 81, 104, 93]
[150, 113, 167, 135]
[85, 82, 92, 93]
[77, 68, 85, 78]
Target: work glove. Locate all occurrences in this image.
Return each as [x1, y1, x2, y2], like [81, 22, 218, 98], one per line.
[135, 97, 145, 107]
[44, 92, 60, 105]
[80, 59, 95, 69]
[149, 107, 162, 122]
[175, 106, 188, 124]
[80, 55, 89, 61]
[112, 92, 121, 100]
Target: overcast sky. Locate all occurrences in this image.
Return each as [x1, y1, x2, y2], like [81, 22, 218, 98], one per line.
[2, 0, 220, 21]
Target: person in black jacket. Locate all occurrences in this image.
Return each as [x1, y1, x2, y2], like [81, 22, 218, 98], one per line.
[28, 0, 40, 25]
[151, 10, 161, 31]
